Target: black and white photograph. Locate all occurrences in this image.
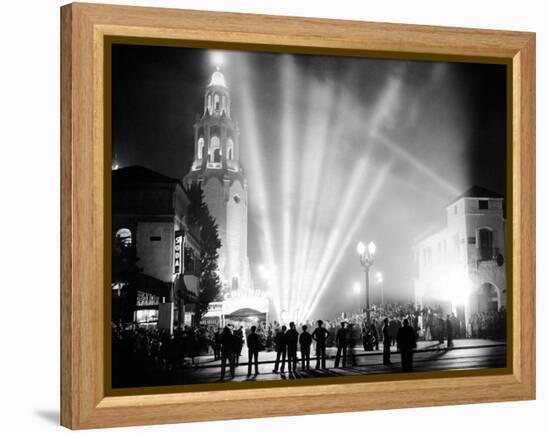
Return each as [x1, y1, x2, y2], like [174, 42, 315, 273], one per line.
[110, 44, 507, 389]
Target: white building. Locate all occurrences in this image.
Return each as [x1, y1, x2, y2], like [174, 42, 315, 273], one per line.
[413, 186, 507, 328]
[184, 68, 268, 327]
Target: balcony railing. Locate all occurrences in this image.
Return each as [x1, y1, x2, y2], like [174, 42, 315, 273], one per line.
[476, 247, 503, 264]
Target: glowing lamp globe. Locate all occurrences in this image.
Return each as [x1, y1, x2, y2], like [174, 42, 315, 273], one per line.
[357, 241, 366, 256]
[368, 241, 376, 256]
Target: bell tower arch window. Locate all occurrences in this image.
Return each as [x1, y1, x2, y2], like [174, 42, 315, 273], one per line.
[207, 94, 212, 113]
[214, 93, 220, 111]
[197, 137, 205, 160]
[227, 138, 234, 160]
[209, 136, 221, 165]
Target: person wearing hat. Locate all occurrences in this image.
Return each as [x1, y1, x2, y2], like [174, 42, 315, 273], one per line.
[382, 317, 392, 365]
[246, 325, 260, 376]
[397, 318, 417, 372]
[334, 321, 348, 368]
[312, 320, 330, 369]
[286, 322, 299, 373]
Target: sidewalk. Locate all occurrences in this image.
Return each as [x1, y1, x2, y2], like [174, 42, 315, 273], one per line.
[185, 338, 505, 367]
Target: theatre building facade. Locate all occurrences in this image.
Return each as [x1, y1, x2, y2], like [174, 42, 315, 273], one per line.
[112, 166, 201, 332]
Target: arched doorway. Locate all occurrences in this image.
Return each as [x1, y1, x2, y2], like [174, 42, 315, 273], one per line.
[224, 308, 266, 328]
[470, 282, 500, 314]
[224, 308, 268, 350]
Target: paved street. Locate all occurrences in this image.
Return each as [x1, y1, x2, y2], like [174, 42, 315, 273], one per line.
[132, 339, 506, 386]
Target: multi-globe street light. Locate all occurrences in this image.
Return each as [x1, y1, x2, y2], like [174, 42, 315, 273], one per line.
[357, 241, 376, 324]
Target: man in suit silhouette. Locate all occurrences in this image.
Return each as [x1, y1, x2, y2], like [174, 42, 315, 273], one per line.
[397, 318, 417, 372]
[382, 317, 392, 365]
[220, 326, 236, 380]
[286, 322, 299, 373]
[246, 325, 260, 375]
[299, 325, 312, 370]
[272, 325, 287, 373]
[312, 320, 330, 369]
[334, 321, 348, 368]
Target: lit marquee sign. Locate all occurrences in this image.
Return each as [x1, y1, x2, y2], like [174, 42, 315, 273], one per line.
[174, 231, 183, 275]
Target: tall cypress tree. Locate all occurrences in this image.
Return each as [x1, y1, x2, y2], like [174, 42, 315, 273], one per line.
[184, 183, 222, 323]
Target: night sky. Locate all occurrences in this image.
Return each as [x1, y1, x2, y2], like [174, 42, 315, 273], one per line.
[112, 44, 506, 319]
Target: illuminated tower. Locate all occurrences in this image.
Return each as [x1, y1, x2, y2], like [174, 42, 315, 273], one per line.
[184, 67, 253, 297]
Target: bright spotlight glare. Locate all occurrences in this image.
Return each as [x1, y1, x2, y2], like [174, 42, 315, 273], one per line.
[210, 51, 225, 68]
[353, 282, 361, 294]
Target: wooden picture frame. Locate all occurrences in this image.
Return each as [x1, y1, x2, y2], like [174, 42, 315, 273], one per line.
[61, 2, 535, 429]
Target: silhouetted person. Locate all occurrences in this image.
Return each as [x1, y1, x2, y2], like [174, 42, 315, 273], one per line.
[234, 326, 244, 364]
[389, 318, 400, 346]
[272, 325, 287, 373]
[397, 318, 417, 372]
[334, 322, 348, 368]
[246, 325, 260, 375]
[220, 326, 235, 380]
[347, 323, 357, 366]
[446, 314, 454, 348]
[213, 328, 221, 360]
[312, 320, 330, 369]
[437, 315, 445, 344]
[382, 318, 392, 365]
[370, 320, 379, 351]
[299, 325, 312, 370]
[361, 322, 369, 351]
[286, 322, 299, 373]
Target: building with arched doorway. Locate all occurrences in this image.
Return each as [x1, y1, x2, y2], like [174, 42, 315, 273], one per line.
[413, 186, 506, 334]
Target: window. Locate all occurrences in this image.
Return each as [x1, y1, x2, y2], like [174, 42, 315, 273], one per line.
[233, 194, 241, 204]
[150, 236, 161, 241]
[209, 136, 221, 163]
[479, 200, 489, 210]
[423, 248, 431, 266]
[184, 247, 200, 274]
[135, 309, 159, 324]
[214, 93, 220, 111]
[453, 234, 459, 256]
[115, 228, 132, 247]
[478, 228, 494, 261]
[197, 137, 204, 159]
[227, 138, 234, 160]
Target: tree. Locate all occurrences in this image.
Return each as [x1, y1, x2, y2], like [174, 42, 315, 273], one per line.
[185, 183, 222, 323]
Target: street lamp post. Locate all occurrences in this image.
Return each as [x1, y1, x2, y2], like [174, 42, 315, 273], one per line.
[357, 241, 376, 325]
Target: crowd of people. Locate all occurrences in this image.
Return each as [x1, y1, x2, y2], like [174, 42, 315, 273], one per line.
[214, 318, 419, 378]
[112, 303, 507, 381]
